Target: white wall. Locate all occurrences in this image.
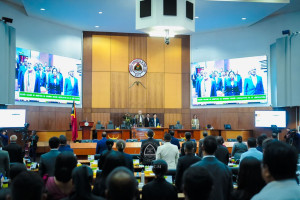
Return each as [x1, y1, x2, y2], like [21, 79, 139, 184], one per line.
[0, 1, 82, 59]
[191, 11, 300, 62]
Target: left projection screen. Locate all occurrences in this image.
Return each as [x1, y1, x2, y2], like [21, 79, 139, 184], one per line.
[15, 47, 82, 105]
[0, 109, 26, 128]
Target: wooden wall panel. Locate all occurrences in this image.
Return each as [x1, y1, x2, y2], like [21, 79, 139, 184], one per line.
[220, 112, 238, 130]
[26, 111, 39, 130]
[91, 113, 111, 128]
[129, 75, 147, 108]
[111, 36, 129, 72]
[55, 112, 71, 130]
[147, 38, 165, 73]
[39, 111, 56, 130]
[238, 112, 255, 130]
[92, 72, 111, 108]
[205, 112, 221, 129]
[165, 73, 182, 108]
[182, 73, 190, 109]
[111, 72, 129, 108]
[82, 71, 92, 108]
[181, 112, 191, 130]
[129, 36, 147, 61]
[164, 113, 182, 128]
[92, 35, 111, 72]
[147, 73, 164, 108]
[165, 38, 181, 73]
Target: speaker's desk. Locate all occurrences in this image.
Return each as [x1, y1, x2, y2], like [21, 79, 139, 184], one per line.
[131, 127, 168, 140]
[96, 129, 130, 140]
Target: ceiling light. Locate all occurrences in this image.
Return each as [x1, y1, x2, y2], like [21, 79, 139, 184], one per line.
[95, 26, 100, 28]
[242, 17, 247, 20]
[195, 16, 199, 19]
[40, 8, 46, 11]
[98, 11, 103, 14]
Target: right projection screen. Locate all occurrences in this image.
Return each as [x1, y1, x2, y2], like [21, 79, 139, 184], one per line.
[191, 55, 268, 107]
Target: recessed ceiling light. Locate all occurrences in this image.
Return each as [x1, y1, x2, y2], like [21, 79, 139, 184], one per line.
[195, 16, 199, 19]
[98, 11, 103, 14]
[40, 8, 46, 11]
[242, 17, 247, 20]
[95, 26, 100, 28]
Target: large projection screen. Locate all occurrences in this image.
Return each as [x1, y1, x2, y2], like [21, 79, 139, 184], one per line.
[255, 111, 286, 128]
[0, 109, 26, 128]
[191, 55, 268, 107]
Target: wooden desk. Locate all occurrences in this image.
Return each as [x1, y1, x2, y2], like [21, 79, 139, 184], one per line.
[221, 130, 253, 141]
[96, 129, 130, 140]
[173, 129, 220, 140]
[131, 127, 168, 140]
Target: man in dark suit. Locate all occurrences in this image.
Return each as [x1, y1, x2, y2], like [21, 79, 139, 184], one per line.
[215, 136, 229, 165]
[142, 160, 177, 200]
[116, 139, 133, 172]
[175, 141, 201, 191]
[64, 69, 79, 96]
[39, 137, 61, 177]
[198, 131, 208, 158]
[192, 136, 233, 200]
[170, 130, 180, 149]
[3, 135, 23, 163]
[29, 130, 39, 162]
[58, 135, 73, 152]
[244, 68, 264, 95]
[140, 130, 160, 165]
[181, 132, 197, 156]
[96, 132, 107, 154]
[98, 139, 115, 170]
[144, 113, 151, 127]
[0, 146, 10, 177]
[150, 113, 160, 127]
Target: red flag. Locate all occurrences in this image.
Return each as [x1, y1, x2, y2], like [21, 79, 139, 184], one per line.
[71, 101, 78, 141]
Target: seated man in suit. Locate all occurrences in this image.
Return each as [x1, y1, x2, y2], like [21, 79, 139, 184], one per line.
[169, 130, 180, 149]
[192, 136, 233, 200]
[183, 166, 214, 200]
[58, 135, 73, 153]
[244, 67, 264, 95]
[231, 135, 248, 160]
[96, 132, 107, 155]
[106, 167, 138, 200]
[156, 133, 179, 169]
[215, 136, 229, 165]
[39, 137, 61, 177]
[240, 137, 263, 162]
[181, 132, 197, 156]
[64, 69, 79, 96]
[175, 141, 201, 192]
[150, 113, 160, 127]
[140, 130, 160, 165]
[3, 135, 23, 163]
[116, 139, 133, 172]
[174, 121, 183, 129]
[142, 160, 177, 200]
[252, 141, 300, 200]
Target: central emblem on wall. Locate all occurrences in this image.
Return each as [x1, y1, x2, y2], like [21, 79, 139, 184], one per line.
[129, 58, 147, 78]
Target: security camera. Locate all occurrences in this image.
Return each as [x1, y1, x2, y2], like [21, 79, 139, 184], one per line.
[164, 37, 170, 45]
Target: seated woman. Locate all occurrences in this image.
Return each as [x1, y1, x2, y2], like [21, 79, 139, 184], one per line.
[231, 157, 265, 200]
[45, 152, 77, 200]
[231, 135, 248, 160]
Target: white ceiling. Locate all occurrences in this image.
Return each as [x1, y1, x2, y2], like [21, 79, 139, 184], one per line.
[7, 0, 298, 33]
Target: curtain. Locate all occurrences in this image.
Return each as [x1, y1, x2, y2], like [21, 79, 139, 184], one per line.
[0, 21, 16, 105]
[270, 33, 300, 107]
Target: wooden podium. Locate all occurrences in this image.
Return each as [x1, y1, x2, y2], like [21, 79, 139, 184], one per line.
[79, 122, 94, 140]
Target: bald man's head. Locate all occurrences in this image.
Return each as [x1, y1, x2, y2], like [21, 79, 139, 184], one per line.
[106, 167, 137, 200]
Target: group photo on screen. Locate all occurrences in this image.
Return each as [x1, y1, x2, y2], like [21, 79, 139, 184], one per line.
[15, 47, 82, 104]
[191, 55, 268, 106]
